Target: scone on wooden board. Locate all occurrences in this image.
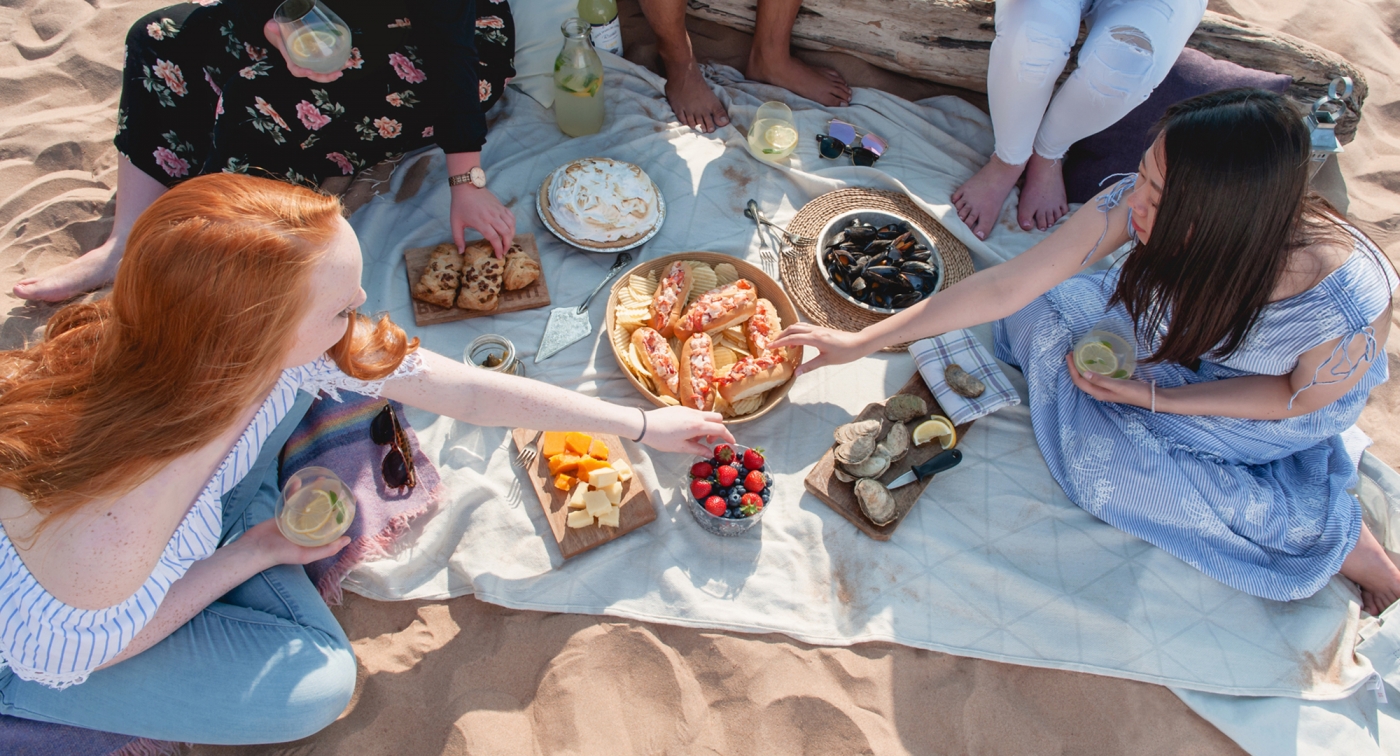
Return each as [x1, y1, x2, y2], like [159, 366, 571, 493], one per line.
[503, 247, 541, 291]
[411, 244, 464, 309]
[457, 245, 504, 311]
[402, 233, 551, 327]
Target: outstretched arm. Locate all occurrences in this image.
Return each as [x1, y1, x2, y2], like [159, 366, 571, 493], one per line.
[382, 350, 733, 455]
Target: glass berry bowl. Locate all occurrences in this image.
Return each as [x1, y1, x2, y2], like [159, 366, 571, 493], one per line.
[685, 443, 772, 537]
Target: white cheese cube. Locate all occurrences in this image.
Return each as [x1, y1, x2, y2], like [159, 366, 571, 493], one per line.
[566, 509, 595, 528]
[588, 467, 619, 489]
[596, 505, 621, 527]
[602, 481, 624, 504]
[568, 483, 588, 509]
[583, 489, 613, 517]
[611, 458, 633, 482]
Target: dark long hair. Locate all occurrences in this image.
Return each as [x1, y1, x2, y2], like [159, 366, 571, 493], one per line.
[1110, 88, 1348, 366]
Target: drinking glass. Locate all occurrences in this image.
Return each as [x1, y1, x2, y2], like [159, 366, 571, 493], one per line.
[747, 101, 799, 162]
[274, 0, 352, 75]
[1073, 319, 1137, 379]
[276, 466, 355, 547]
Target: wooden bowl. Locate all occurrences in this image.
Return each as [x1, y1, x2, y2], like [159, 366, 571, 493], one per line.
[604, 252, 802, 425]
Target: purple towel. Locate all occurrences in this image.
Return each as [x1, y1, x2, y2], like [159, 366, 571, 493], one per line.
[279, 391, 440, 604]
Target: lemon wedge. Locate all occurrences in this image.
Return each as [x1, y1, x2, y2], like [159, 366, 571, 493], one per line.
[763, 123, 798, 152]
[912, 416, 956, 449]
[1075, 341, 1119, 376]
[285, 490, 334, 535]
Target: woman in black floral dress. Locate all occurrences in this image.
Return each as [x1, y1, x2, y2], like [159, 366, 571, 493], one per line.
[15, 0, 515, 301]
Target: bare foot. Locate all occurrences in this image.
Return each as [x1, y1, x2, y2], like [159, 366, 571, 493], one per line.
[662, 56, 729, 134]
[1019, 153, 1069, 231]
[747, 51, 851, 107]
[13, 236, 123, 302]
[951, 154, 1024, 241]
[1340, 524, 1400, 616]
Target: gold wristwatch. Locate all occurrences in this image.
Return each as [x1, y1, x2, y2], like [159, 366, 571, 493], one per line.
[448, 166, 486, 188]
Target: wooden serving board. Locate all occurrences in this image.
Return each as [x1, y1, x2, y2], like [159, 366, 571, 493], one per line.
[511, 428, 657, 560]
[803, 372, 974, 540]
[403, 234, 550, 327]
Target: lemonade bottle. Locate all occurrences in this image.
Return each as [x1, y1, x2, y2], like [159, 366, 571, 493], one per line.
[554, 18, 605, 137]
[276, 467, 355, 547]
[578, 0, 623, 56]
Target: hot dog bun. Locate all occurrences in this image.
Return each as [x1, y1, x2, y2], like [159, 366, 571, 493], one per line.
[679, 333, 716, 411]
[674, 279, 758, 341]
[716, 348, 796, 404]
[631, 327, 680, 399]
[648, 261, 694, 338]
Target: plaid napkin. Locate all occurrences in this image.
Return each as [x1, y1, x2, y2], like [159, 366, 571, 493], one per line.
[909, 329, 1020, 425]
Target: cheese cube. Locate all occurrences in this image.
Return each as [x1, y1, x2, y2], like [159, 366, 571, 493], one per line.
[566, 509, 595, 528]
[611, 458, 633, 482]
[553, 473, 575, 491]
[583, 489, 613, 517]
[588, 438, 610, 460]
[568, 484, 588, 509]
[541, 431, 568, 458]
[587, 467, 619, 489]
[577, 457, 609, 480]
[602, 481, 623, 504]
[596, 506, 621, 527]
[548, 454, 581, 477]
[564, 432, 593, 456]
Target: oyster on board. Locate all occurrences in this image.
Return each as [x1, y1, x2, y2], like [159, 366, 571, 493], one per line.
[835, 419, 882, 445]
[855, 478, 897, 526]
[944, 363, 986, 398]
[840, 451, 890, 479]
[877, 421, 910, 462]
[884, 394, 927, 423]
[833, 419, 883, 465]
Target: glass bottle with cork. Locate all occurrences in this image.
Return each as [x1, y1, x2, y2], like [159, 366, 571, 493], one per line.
[553, 18, 605, 137]
[578, 0, 623, 56]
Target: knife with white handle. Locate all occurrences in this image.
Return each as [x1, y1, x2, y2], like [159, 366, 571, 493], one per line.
[887, 449, 962, 489]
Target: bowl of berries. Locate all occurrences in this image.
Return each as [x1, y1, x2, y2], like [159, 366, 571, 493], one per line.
[687, 443, 772, 536]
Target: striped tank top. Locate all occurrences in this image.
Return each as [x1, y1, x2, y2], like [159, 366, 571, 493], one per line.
[0, 353, 424, 689]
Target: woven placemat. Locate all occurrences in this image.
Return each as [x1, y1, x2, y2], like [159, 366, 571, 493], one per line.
[780, 189, 975, 350]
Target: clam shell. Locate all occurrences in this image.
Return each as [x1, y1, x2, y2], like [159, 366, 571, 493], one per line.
[944, 363, 986, 398]
[834, 419, 882, 445]
[840, 451, 890, 479]
[855, 478, 897, 526]
[879, 421, 911, 462]
[833, 467, 856, 483]
[884, 394, 928, 423]
[834, 434, 877, 466]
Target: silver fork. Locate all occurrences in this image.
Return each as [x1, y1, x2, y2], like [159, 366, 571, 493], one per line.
[745, 201, 813, 259]
[514, 435, 540, 468]
[746, 200, 779, 278]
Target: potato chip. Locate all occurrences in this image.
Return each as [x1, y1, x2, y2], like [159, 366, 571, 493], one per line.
[658, 394, 680, 406]
[611, 322, 632, 354]
[713, 393, 734, 417]
[716, 363, 733, 379]
[718, 328, 751, 356]
[615, 305, 651, 329]
[712, 346, 738, 369]
[628, 273, 658, 299]
[731, 394, 765, 416]
[686, 263, 719, 306]
[713, 263, 740, 287]
[617, 287, 641, 309]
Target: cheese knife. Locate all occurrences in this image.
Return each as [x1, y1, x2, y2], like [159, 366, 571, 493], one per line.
[887, 448, 962, 490]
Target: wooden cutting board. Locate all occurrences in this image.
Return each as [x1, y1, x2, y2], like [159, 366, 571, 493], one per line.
[511, 428, 657, 560]
[403, 234, 550, 327]
[804, 372, 974, 540]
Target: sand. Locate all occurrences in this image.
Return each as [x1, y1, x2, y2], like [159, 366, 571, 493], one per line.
[0, 0, 1394, 752]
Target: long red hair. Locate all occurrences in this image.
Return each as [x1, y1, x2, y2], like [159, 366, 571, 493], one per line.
[0, 173, 416, 521]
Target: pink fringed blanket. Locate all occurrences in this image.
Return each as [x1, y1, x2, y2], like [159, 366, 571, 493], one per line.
[279, 392, 440, 604]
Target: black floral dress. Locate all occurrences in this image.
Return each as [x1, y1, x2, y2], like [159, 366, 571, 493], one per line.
[116, 0, 514, 187]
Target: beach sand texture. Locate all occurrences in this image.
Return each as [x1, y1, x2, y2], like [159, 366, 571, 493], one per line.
[1, 0, 1395, 752]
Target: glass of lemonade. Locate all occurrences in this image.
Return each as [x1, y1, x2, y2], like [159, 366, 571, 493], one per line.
[746, 101, 799, 162]
[274, 0, 352, 75]
[1073, 319, 1137, 380]
[553, 18, 605, 137]
[276, 466, 355, 547]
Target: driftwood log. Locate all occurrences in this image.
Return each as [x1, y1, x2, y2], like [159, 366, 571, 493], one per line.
[686, 0, 1366, 142]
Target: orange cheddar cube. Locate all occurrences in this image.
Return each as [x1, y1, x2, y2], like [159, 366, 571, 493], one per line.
[553, 473, 576, 491]
[577, 457, 610, 482]
[564, 432, 593, 456]
[588, 438, 610, 460]
[548, 454, 581, 477]
[541, 431, 568, 458]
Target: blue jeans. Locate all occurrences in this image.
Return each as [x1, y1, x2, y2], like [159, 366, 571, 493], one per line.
[0, 391, 357, 745]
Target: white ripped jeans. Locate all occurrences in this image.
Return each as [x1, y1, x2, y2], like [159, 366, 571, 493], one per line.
[988, 0, 1207, 165]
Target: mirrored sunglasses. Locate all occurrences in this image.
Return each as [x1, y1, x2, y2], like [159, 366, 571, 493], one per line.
[816, 119, 887, 167]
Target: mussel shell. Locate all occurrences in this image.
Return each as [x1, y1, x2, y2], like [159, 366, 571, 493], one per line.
[849, 277, 868, 294]
[900, 260, 936, 276]
[875, 223, 907, 240]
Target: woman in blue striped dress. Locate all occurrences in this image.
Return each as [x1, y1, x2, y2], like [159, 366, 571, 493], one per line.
[775, 89, 1400, 614]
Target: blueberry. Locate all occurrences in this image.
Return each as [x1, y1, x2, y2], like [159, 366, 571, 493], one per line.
[727, 490, 743, 506]
[734, 464, 747, 479]
[760, 489, 771, 502]
[763, 472, 773, 487]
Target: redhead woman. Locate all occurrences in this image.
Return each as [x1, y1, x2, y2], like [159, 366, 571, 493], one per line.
[0, 174, 731, 744]
[775, 90, 1400, 614]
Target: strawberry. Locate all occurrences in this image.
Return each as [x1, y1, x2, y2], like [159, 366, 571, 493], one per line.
[740, 492, 764, 516]
[713, 444, 736, 464]
[690, 461, 714, 479]
[742, 447, 766, 470]
[704, 496, 727, 517]
[743, 470, 766, 493]
[690, 479, 712, 501]
[715, 464, 739, 488]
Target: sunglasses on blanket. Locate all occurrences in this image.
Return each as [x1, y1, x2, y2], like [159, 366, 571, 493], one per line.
[815, 119, 887, 166]
[371, 402, 418, 490]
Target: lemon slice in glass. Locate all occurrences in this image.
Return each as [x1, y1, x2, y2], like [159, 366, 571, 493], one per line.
[1075, 342, 1119, 375]
[912, 416, 957, 449]
[286, 490, 335, 535]
[763, 123, 798, 152]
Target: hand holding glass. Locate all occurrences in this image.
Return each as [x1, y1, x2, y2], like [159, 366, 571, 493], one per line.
[274, 0, 352, 75]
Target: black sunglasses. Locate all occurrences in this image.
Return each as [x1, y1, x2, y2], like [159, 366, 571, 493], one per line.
[815, 119, 887, 167]
[371, 403, 418, 489]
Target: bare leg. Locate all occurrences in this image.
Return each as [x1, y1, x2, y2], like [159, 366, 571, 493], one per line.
[746, 0, 851, 107]
[13, 156, 167, 301]
[636, 0, 729, 133]
[1340, 523, 1400, 616]
[951, 154, 1024, 241]
[1018, 153, 1068, 231]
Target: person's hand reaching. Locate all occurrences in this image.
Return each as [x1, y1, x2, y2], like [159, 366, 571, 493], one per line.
[264, 20, 346, 83]
[640, 406, 734, 456]
[768, 323, 870, 376]
[452, 185, 516, 258]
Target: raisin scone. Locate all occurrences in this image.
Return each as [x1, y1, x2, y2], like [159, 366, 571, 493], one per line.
[502, 246, 541, 291]
[457, 245, 504, 310]
[411, 244, 463, 309]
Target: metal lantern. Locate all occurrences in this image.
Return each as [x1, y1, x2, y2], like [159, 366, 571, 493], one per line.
[1306, 77, 1353, 180]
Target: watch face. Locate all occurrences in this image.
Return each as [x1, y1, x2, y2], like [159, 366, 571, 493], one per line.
[470, 167, 486, 188]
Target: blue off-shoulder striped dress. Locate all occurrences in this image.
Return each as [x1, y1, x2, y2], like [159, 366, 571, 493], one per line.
[994, 226, 1397, 601]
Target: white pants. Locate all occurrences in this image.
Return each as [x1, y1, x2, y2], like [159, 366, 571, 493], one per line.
[988, 0, 1207, 165]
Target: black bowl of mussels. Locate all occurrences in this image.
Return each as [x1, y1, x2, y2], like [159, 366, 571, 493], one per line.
[815, 211, 943, 314]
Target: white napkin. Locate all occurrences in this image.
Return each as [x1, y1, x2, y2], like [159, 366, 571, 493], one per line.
[909, 329, 1020, 425]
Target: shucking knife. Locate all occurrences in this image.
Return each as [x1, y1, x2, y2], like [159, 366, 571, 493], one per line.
[887, 448, 962, 489]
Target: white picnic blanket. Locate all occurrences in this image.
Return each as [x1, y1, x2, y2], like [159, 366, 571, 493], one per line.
[340, 56, 1400, 752]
